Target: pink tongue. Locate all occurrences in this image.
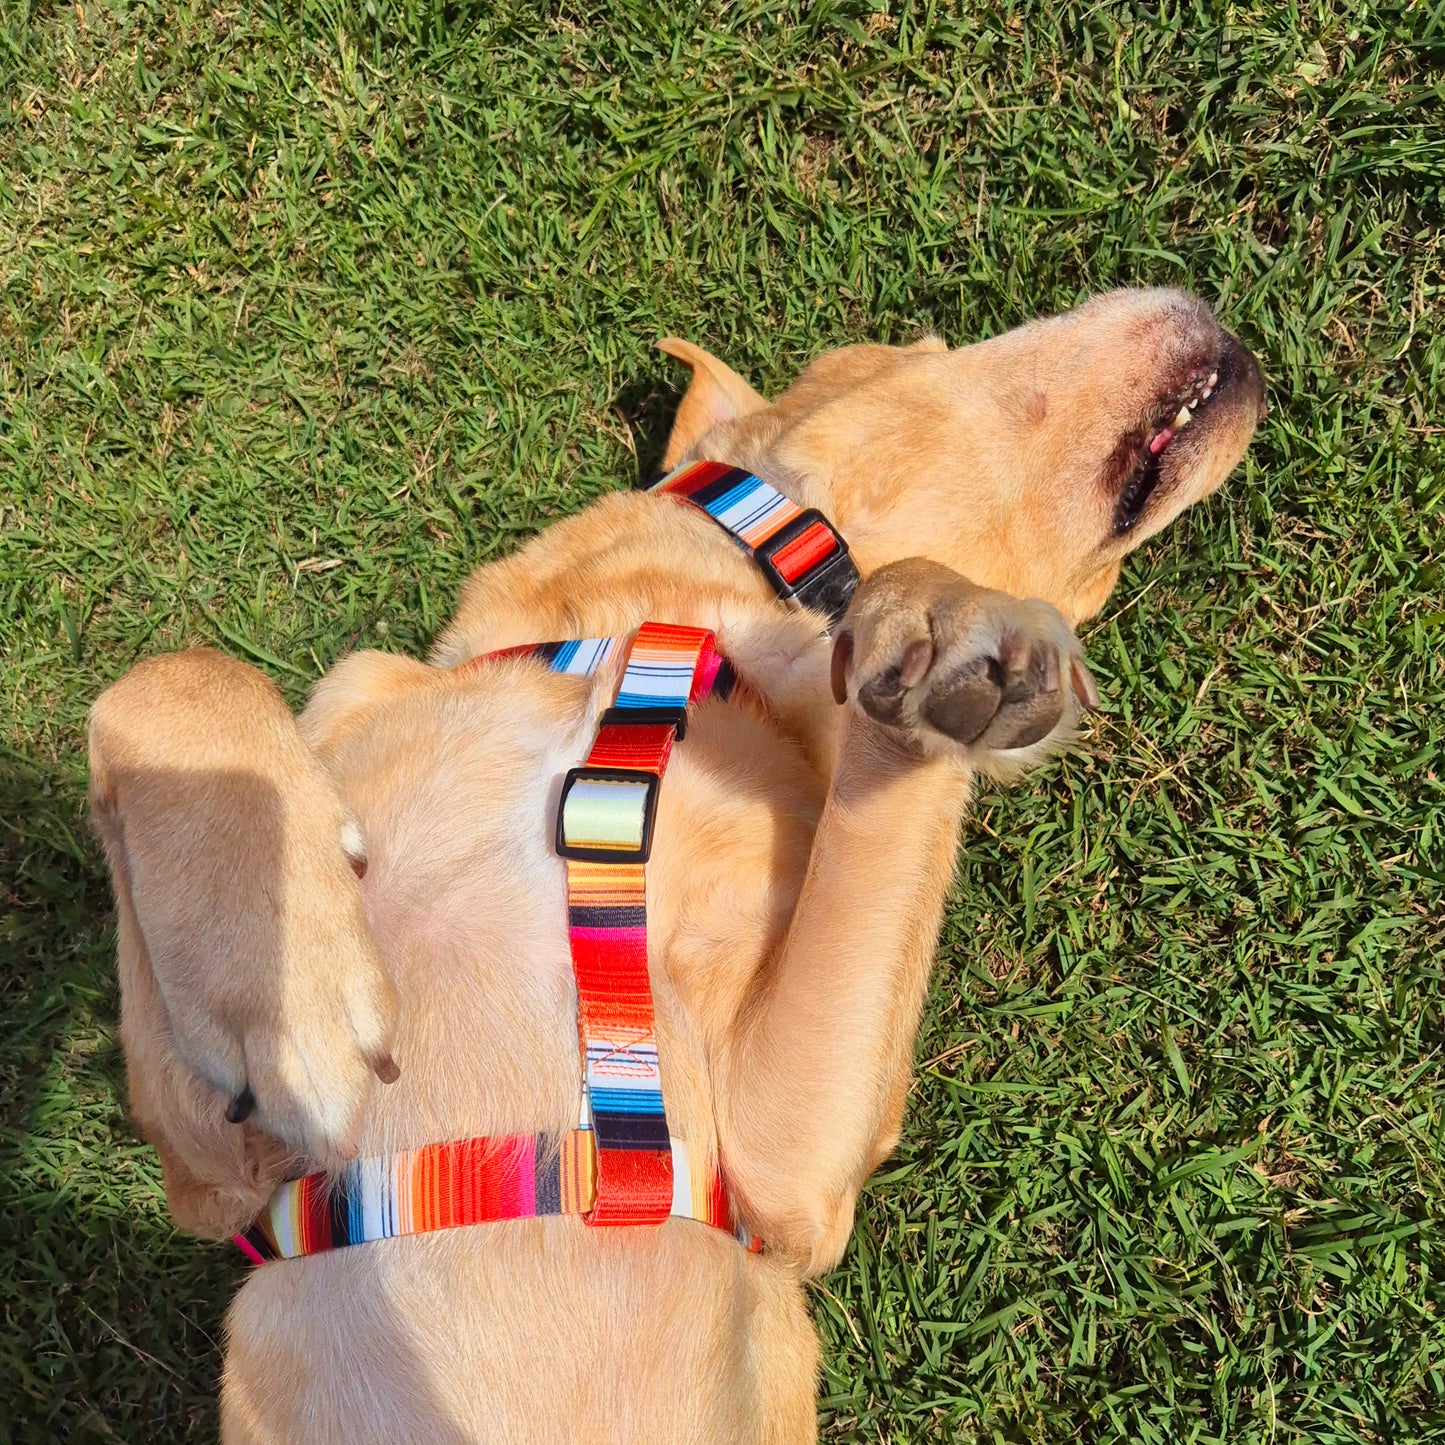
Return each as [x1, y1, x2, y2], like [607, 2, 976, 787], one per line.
[1149, 426, 1174, 455]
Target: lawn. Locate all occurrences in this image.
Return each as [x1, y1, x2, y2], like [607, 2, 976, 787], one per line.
[2, 1, 1442, 1439]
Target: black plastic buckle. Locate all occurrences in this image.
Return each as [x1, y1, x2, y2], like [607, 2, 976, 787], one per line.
[555, 766, 660, 864]
[599, 704, 688, 741]
[793, 550, 860, 630]
[753, 510, 859, 629]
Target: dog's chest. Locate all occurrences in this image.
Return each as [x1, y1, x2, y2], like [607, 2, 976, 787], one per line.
[320, 668, 822, 1157]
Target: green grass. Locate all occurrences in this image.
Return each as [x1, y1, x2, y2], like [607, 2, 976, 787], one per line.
[2, 1, 1442, 1439]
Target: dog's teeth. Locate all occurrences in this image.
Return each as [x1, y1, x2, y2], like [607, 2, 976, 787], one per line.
[1207, 371, 1218, 388]
[1173, 405, 1193, 429]
[1202, 386, 1213, 400]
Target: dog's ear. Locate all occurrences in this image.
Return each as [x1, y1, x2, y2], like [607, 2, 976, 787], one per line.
[657, 338, 767, 470]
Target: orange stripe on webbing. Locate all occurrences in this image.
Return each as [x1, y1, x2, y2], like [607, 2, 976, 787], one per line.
[561, 1130, 595, 1213]
[411, 1148, 428, 1232]
[630, 620, 715, 652]
[735, 499, 803, 549]
[432, 1144, 449, 1229]
[566, 860, 646, 903]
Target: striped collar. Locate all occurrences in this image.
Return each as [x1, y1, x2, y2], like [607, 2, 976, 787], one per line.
[651, 461, 859, 630]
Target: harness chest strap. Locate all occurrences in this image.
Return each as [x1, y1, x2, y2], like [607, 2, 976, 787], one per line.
[554, 621, 719, 1224]
[236, 627, 756, 1264]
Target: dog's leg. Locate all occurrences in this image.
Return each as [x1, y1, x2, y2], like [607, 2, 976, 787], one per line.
[718, 558, 1094, 1273]
[89, 649, 399, 1237]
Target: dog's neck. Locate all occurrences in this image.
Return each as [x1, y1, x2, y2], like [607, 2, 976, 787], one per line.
[677, 441, 938, 600]
[682, 443, 1117, 628]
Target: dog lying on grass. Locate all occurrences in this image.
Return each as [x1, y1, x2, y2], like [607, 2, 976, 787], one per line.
[89, 288, 1262, 1442]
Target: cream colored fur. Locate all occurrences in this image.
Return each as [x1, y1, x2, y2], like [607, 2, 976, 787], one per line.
[88, 288, 1263, 1442]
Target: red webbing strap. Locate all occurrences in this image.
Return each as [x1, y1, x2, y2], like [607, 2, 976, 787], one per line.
[558, 622, 719, 1225]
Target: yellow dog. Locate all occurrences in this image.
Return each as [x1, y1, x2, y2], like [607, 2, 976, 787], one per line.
[90, 288, 1262, 1442]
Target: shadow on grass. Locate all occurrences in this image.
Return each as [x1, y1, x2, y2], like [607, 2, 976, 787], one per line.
[0, 752, 234, 1440]
[3, 743, 482, 1439]
[614, 370, 683, 488]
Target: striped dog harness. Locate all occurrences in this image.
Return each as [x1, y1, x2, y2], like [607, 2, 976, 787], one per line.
[237, 624, 756, 1263]
[237, 465, 856, 1263]
[652, 460, 859, 629]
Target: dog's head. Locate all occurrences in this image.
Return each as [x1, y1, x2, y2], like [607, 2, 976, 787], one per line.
[660, 288, 1264, 623]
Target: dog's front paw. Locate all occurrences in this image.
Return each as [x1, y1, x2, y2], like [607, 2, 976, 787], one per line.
[128, 812, 403, 1173]
[89, 649, 401, 1173]
[830, 557, 1097, 770]
[211, 853, 401, 1168]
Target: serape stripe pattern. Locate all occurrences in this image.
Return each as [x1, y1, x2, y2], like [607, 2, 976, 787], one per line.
[651, 459, 837, 586]
[560, 622, 718, 1224]
[459, 636, 618, 677]
[235, 1128, 756, 1263]
[655, 459, 806, 553]
[458, 633, 737, 701]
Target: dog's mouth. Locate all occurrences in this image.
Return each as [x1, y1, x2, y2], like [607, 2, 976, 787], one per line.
[1108, 327, 1266, 540]
[1112, 361, 1224, 537]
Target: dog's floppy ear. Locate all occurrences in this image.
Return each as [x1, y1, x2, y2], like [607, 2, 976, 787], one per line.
[657, 338, 767, 471]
